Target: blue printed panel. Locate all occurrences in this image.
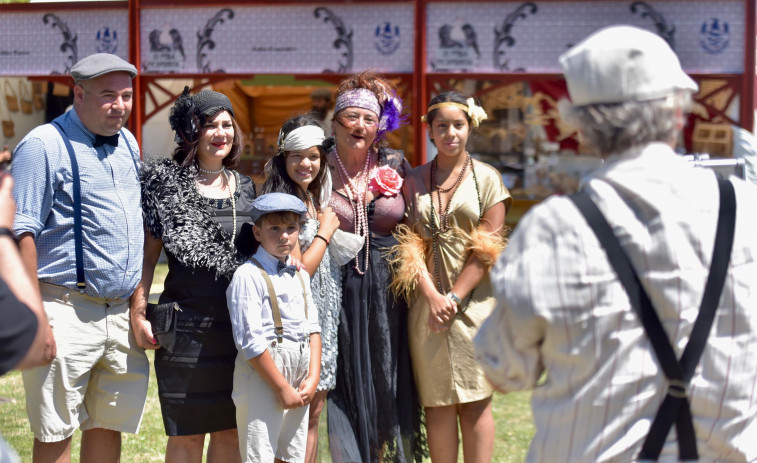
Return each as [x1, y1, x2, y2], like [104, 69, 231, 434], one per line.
[426, 0, 745, 74]
[139, 4, 415, 75]
[0, 10, 129, 76]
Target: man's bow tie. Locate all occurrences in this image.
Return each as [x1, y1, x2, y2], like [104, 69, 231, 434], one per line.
[93, 133, 120, 148]
[277, 261, 297, 277]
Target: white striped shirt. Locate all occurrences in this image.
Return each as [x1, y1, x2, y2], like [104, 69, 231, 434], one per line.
[475, 143, 757, 462]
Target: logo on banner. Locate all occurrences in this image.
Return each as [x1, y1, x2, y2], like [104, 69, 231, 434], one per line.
[700, 18, 730, 54]
[374, 22, 400, 55]
[42, 13, 78, 74]
[143, 24, 186, 72]
[432, 19, 480, 71]
[95, 28, 118, 54]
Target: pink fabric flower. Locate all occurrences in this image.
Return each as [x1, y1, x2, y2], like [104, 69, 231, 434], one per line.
[369, 165, 403, 196]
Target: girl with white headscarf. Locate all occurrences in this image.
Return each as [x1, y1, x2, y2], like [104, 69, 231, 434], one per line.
[261, 114, 342, 462]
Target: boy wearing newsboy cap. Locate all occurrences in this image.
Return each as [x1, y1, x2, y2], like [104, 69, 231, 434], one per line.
[226, 193, 321, 463]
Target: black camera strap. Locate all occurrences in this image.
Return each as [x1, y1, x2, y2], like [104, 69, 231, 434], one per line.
[569, 176, 736, 461]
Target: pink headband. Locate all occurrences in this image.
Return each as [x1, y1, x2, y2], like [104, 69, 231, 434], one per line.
[334, 88, 381, 116]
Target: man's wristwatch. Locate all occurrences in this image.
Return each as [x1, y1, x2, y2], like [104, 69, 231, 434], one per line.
[446, 292, 461, 305]
[0, 227, 18, 247]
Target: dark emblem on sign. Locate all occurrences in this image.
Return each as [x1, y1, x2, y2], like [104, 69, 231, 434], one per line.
[197, 8, 234, 73]
[432, 19, 481, 71]
[43, 14, 77, 74]
[150, 27, 185, 59]
[439, 23, 480, 56]
[374, 22, 400, 55]
[315, 7, 353, 73]
[700, 18, 730, 54]
[143, 24, 186, 73]
[95, 27, 118, 54]
[630, 2, 676, 49]
[493, 2, 537, 71]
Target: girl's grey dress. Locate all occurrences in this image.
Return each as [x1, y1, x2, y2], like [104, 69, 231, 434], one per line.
[299, 217, 342, 391]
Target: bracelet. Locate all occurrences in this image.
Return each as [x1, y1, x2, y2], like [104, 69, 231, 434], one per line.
[0, 227, 18, 247]
[446, 291, 461, 305]
[314, 234, 329, 245]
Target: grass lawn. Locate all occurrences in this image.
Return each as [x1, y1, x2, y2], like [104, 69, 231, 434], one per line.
[0, 264, 534, 462]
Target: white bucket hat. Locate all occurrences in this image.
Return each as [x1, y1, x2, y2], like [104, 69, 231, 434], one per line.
[559, 25, 698, 106]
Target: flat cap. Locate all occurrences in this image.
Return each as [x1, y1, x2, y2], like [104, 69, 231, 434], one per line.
[559, 25, 697, 106]
[71, 53, 138, 81]
[250, 193, 307, 224]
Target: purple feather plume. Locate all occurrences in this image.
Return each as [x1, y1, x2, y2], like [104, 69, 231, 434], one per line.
[377, 91, 406, 141]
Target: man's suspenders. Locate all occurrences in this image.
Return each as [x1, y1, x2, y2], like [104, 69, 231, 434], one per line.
[569, 176, 736, 461]
[50, 121, 138, 292]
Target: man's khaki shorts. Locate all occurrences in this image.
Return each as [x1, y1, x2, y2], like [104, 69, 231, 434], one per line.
[22, 283, 149, 442]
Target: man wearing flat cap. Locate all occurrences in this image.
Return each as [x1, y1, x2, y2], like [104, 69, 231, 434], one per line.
[475, 26, 757, 462]
[11, 53, 148, 463]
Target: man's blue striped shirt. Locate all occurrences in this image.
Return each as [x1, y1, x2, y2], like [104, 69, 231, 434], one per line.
[12, 109, 143, 299]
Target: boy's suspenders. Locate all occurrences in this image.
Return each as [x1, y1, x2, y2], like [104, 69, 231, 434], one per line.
[50, 121, 138, 292]
[569, 176, 736, 461]
[249, 258, 309, 343]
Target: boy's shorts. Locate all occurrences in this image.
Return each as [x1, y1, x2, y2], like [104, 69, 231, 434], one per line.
[233, 339, 311, 463]
[22, 283, 149, 442]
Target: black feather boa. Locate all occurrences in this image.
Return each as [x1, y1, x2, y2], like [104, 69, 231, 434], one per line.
[141, 158, 242, 279]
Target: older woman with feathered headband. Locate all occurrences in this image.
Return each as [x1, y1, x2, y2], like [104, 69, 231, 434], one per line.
[133, 87, 257, 463]
[323, 71, 426, 463]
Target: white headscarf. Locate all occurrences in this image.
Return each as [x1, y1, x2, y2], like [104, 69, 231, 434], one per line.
[278, 125, 326, 152]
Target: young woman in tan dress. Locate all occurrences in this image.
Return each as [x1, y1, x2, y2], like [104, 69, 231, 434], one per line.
[391, 91, 510, 463]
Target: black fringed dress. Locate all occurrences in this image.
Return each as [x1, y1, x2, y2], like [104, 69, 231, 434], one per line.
[326, 148, 426, 463]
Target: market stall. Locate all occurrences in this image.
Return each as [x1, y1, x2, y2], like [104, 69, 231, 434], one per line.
[0, 0, 754, 221]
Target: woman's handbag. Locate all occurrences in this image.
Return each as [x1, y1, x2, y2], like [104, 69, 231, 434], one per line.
[146, 302, 182, 352]
[3, 80, 19, 113]
[19, 81, 32, 114]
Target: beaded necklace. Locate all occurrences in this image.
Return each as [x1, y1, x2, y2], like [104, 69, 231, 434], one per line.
[305, 191, 318, 220]
[332, 147, 374, 275]
[428, 154, 482, 305]
[431, 154, 470, 232]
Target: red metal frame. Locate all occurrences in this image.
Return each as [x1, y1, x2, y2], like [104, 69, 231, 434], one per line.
[418, 0, 757, 163]
[2, 0, 755, 165]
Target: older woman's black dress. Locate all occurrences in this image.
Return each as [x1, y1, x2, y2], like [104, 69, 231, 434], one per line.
[326, 148, 425, 463]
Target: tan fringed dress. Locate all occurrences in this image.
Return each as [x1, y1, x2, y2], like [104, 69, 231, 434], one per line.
[400, 161, 510, 407]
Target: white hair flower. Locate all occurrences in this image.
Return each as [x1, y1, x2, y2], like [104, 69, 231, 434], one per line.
[466, 98, 488, 127]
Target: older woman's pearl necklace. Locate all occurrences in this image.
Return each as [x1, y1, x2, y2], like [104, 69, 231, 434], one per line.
[332, 147, 373, 275]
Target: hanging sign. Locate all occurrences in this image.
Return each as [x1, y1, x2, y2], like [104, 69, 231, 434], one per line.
[0, 10, 129, 76]
[140, 4, 414, 74]
[427, 0, 745, 74]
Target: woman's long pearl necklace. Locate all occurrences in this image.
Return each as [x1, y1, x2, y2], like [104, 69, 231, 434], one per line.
[221, 170, 236, 243]
[333, 147, 373, 275]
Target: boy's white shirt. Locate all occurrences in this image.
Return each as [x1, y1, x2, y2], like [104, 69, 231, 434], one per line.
[227, 246, 320, 361]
